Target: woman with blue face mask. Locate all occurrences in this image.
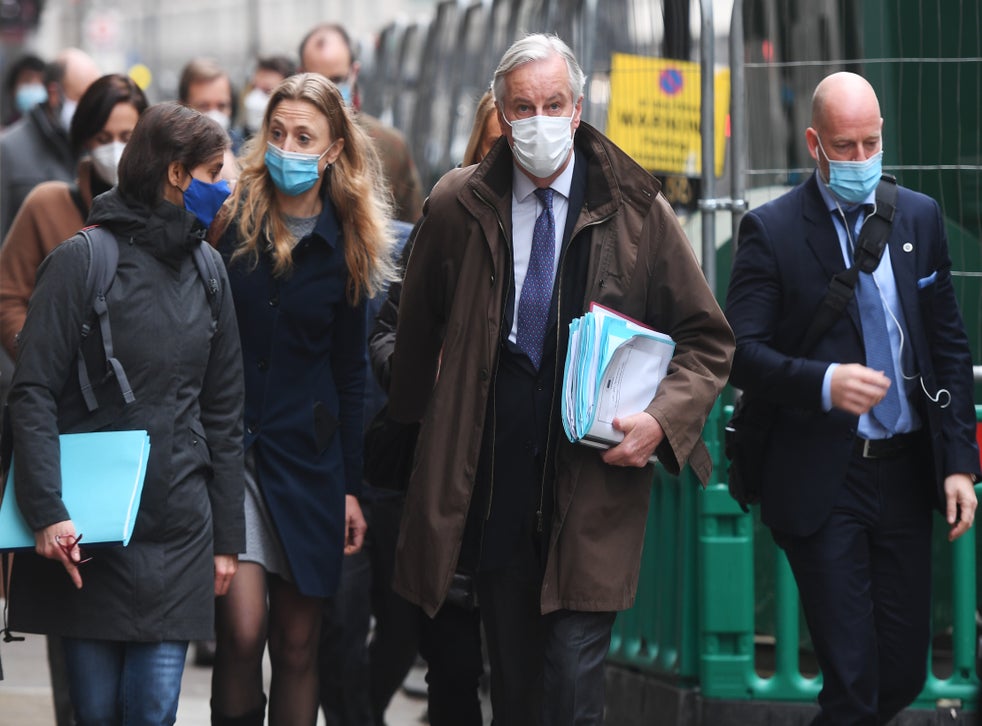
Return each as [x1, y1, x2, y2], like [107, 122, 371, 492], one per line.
[208, 72, 397, 726]
[0, 73, 148, 361]
[5, 102, 244, 726]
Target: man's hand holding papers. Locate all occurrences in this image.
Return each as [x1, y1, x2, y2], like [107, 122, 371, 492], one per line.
[562, 303, 675, 465]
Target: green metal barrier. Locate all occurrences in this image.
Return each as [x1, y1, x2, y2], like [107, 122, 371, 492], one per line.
[607, 460, 701, 682]
[611, 401, 981, 712]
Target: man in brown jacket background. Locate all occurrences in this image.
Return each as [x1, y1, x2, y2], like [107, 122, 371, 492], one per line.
[299, 22, 423, 224]
[387, 33, 734, 726]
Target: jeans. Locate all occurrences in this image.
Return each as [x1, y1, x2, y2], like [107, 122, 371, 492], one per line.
[61, 638, 188, 726]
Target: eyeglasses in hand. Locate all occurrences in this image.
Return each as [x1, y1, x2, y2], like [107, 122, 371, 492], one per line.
[55, 533, 93, 565]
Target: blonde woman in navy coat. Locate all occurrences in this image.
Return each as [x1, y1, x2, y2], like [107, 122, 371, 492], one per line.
[209, 73, 396, 726]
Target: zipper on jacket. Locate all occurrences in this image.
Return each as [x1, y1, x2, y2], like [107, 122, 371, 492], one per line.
[473, 187, 511, 527]
[538, 212, 614, 534]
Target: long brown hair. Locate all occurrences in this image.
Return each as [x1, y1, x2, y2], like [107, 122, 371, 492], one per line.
[228, 73, 395, 303]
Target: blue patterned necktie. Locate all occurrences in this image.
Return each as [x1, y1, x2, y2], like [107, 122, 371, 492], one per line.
[516, 187, 556, 369]
[846, 206, 902, 433]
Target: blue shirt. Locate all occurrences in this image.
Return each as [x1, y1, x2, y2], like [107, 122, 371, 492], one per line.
[817, 173, 920, 437]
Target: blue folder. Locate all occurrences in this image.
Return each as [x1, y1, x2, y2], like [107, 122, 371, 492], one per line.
[0, 430, 151, 551]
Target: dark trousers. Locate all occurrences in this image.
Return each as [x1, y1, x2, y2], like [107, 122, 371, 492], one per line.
[319, 487, 484, 726]
[773, 444, 934, 725]
[477, 537, 615, 726]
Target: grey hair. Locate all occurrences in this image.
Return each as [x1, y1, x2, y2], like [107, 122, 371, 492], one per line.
[491, 34, 585, 106]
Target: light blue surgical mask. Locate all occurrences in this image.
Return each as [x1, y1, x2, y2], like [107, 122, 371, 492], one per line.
[265, 140, 335, 196]
[15, 83, 47, 114]
[817, 136, 883, 204]
[183, 177, 232, 227]
[336, 81, 353, 107]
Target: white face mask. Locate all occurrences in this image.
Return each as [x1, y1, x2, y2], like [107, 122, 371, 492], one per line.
[504, 114, 575, 179]
[243, 88, 270, 132]
[204, 109, 232, 132]
[90, 141, 126, 186]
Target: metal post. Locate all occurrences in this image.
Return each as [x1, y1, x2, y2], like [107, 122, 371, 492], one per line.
[699, 0, 716, 291]
[730, 0, 748, 246]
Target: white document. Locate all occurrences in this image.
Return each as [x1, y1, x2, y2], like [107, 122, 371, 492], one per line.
[561, 303, 675, 452]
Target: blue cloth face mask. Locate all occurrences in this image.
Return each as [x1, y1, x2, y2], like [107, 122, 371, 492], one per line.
[183, 177, 232, 227]
[265, 141, 334, 196]
[817, 136, 883, 204]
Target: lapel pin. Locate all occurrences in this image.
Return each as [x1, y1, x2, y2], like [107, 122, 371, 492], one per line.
[902, 242, 913, 252]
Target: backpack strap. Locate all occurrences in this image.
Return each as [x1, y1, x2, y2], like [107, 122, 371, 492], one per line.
[76, 226, 135, 413]
[796, 174, 898, 356]
[192, 241, 222, 322]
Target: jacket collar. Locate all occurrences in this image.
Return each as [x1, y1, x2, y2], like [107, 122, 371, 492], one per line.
[88, 188, 205, 266]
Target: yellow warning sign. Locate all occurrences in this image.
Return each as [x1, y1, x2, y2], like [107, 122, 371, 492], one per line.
[606, 54, 729, 177]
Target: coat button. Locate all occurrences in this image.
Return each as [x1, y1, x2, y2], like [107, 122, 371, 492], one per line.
[268, 296, 279, 307]
[246, 424, 256, 435]
[479, 369, 489, 381]
[258, 358, 268, 371]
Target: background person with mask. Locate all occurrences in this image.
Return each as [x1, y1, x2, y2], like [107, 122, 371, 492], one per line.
[178, 56, 244, 182]
[725, 71, 979, 724]
[0, 72, 148, 360]
[298, 22, 423, 223]
[239, 54, 296, 141]
[0, 47, 100, 238]
[1, 53, 47, 128]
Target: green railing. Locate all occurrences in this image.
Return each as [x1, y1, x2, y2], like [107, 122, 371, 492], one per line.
[608, 402, 982, 711]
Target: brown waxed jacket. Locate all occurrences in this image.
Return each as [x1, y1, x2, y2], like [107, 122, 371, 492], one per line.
[0, 160, 103, 358]
[387, 123, 734, 617]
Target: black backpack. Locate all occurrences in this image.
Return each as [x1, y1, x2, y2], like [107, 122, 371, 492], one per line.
[75, 225, 222, 412]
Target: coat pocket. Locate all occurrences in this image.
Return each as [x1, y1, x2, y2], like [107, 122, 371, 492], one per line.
[189, 424, 213, 473]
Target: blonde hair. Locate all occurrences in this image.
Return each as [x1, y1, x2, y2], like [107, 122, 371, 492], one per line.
[462, 90, 498, 166]
[228, 72, 395, 303]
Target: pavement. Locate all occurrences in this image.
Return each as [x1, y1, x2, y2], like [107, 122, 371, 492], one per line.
[0, 628, 459, 725]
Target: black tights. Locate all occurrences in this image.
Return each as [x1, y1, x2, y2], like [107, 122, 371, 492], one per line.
[212, 562, 326, 726]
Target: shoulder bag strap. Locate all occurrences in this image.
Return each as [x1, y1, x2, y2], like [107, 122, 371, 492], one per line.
[796, 174, 898, 356]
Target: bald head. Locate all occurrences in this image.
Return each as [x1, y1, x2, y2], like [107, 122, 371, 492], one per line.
[56, 48, 101, 103]
[811, 72, 880, 131]
[805, 72, 883, 184]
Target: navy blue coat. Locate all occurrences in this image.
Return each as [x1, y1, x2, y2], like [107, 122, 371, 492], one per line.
[217, 199, 366, 598]
[726, 173, 980, 537]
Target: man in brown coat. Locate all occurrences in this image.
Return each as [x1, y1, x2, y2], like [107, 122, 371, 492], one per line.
[387, 34, 733, 725]
[299, 22, 423, 223]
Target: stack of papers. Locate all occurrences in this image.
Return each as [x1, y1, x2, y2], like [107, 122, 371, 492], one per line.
[0, 430, 151, 550]
[562, 303, 675, 449]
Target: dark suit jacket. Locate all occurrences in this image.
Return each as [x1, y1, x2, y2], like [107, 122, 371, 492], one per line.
[725, 173, 980, 537]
